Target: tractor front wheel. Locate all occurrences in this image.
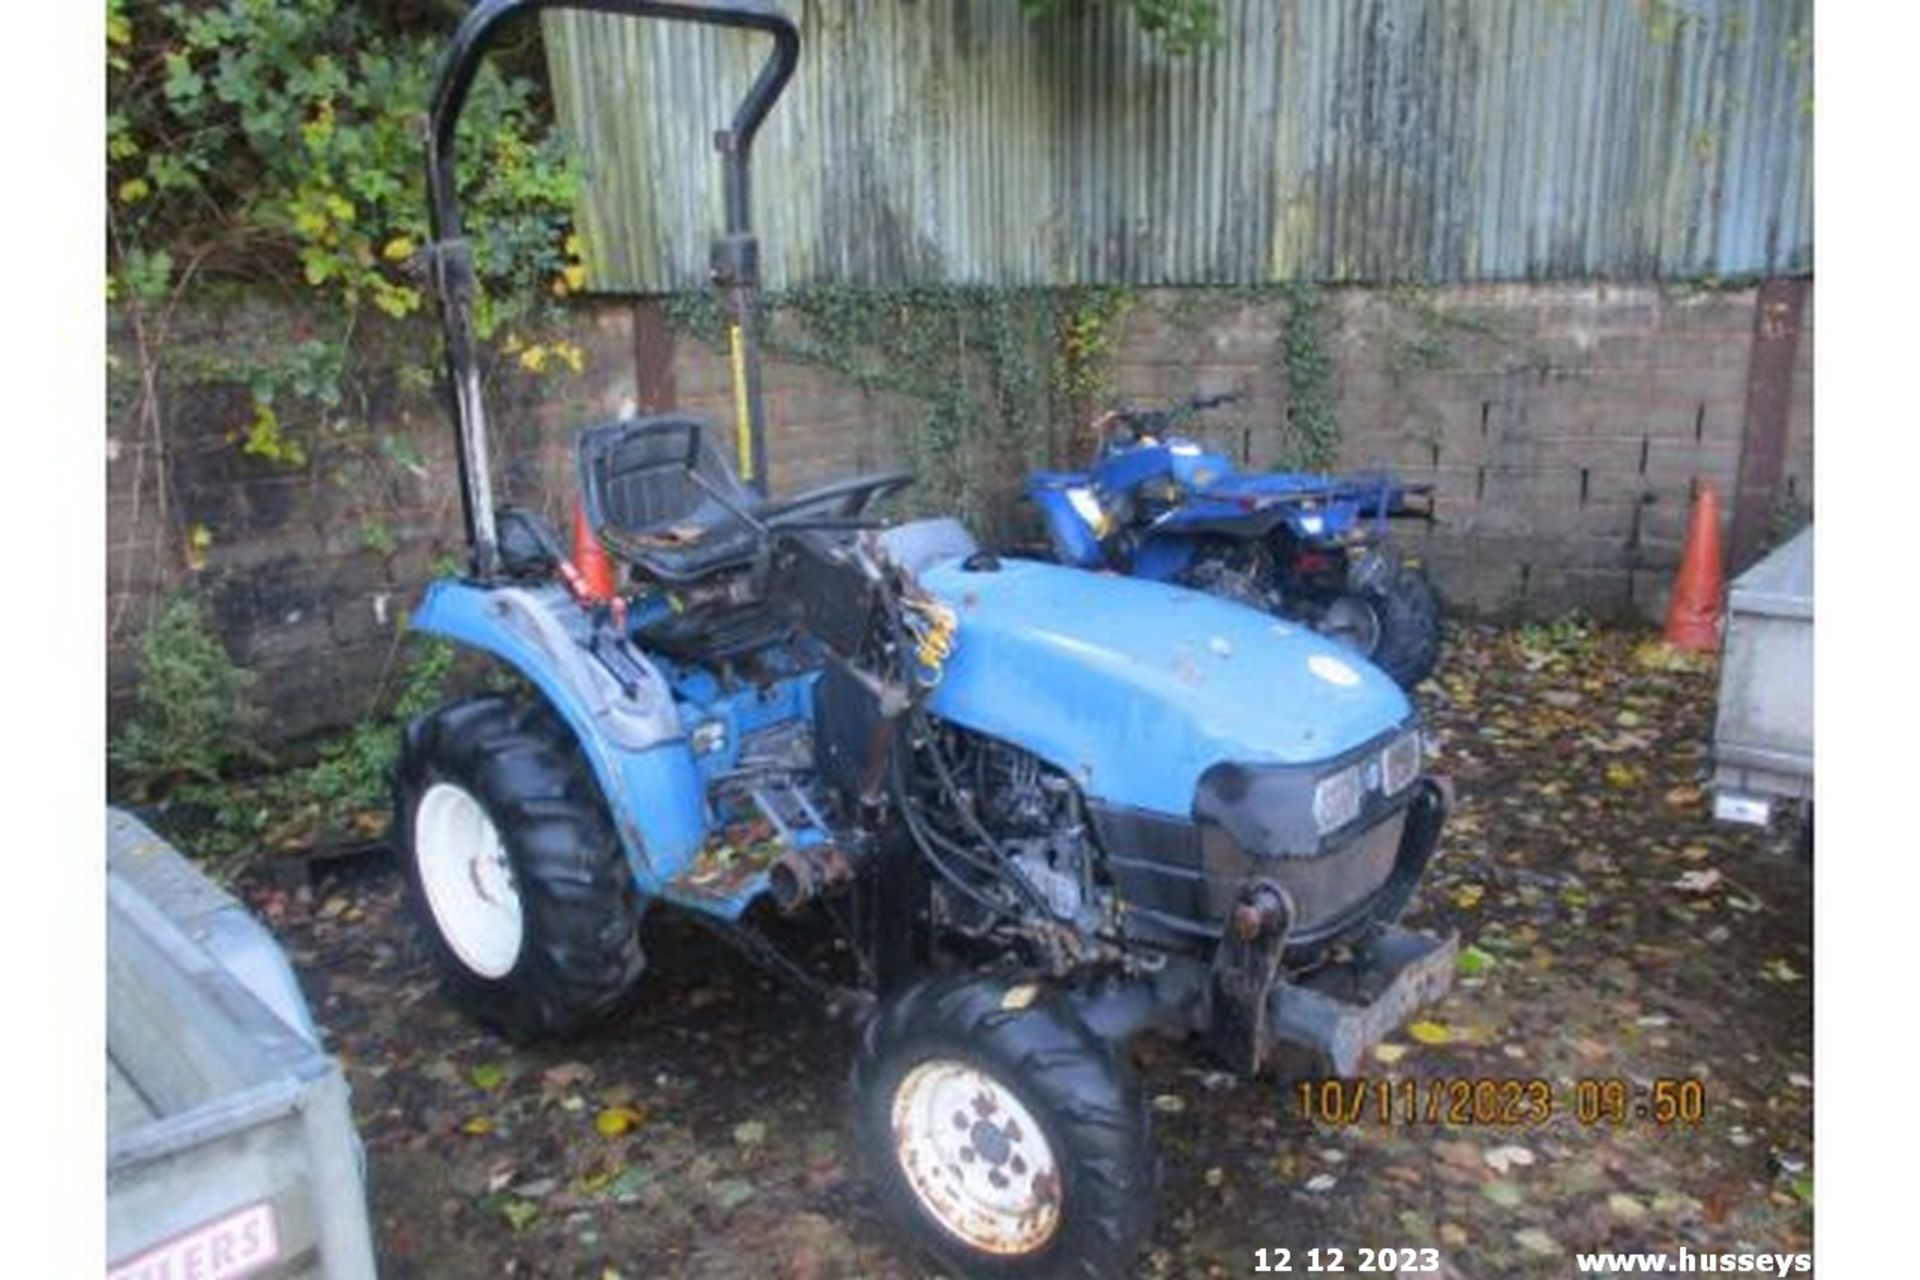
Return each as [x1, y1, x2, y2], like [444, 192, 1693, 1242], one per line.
[852, 974, 1157, 1277]
[395, 695, 646, 1040]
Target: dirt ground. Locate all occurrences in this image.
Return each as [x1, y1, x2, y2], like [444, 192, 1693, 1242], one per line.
[239, 623, 1813, 1278]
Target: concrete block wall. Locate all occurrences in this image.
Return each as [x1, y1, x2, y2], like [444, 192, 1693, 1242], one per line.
[106, 300, 643, 742]
[107, 279, 1811, 741]
[1098, 282, 1812, 620]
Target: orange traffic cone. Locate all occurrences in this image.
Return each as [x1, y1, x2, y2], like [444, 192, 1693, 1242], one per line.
[572, 499, 616, 602]
[1664, 480, 1725, 652]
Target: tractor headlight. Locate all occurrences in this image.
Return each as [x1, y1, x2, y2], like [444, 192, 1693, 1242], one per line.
[1312, 764, 1365, 835]
[1381, 729, 1421, 796]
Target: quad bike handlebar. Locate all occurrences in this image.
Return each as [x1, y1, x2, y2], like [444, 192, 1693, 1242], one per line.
[1095, 390, 1244, 446]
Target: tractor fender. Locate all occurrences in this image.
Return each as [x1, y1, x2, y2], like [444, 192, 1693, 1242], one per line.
[409, 579, 707, 888]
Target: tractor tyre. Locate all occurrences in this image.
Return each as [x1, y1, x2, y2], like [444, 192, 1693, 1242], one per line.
[395, 694, 645, 1041]
[852, 973, 1157, 1278]
[1326, 565, 1441, 690]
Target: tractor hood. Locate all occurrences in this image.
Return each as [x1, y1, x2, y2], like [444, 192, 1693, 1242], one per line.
[918, 556, 1412, 818]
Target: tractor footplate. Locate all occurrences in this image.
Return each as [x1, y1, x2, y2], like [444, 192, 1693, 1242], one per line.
[671, 820, 785, 898]
[1264, 926, 1457, 1077]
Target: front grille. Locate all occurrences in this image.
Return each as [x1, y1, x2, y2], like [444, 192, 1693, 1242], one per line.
[1201, 809, 1407, 932]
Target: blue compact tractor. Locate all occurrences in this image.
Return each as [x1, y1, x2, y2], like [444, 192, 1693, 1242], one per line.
[395, 4, 1456, 1274]
[1029, 393, 1444, 688]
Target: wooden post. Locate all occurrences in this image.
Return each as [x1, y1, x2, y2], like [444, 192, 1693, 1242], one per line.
[1730, 278, 1809, 573]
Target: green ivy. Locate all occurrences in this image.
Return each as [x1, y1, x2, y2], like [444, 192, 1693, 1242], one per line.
[1019, 0, 1224, 53]
[1278, 281, 1340, 471]
[669, 285, 1083, 536]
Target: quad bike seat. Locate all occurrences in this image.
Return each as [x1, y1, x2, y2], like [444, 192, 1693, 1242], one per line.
[576, 415, 764, 585]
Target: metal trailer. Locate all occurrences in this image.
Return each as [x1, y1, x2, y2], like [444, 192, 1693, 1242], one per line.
[107, 809, 377, 1280]
[1711, 525, 1813, 831]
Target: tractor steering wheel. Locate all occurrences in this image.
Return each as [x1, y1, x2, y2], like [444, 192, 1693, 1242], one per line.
[759, 470, 915, 530]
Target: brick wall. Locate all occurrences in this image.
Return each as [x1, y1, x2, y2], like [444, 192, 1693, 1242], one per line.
[107, 280, 1810, 741]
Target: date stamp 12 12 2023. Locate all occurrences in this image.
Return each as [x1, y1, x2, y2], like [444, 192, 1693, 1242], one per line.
[1293, 1076, 1708, 1128]
[1254, 1247, 1442, 1273]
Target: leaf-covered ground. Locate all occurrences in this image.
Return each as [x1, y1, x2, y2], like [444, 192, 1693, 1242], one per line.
[244, 623, 1812, 1278]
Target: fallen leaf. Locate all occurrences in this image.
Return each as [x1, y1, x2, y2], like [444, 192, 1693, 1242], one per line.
[1372, 1043, 1408, 1065]
[596, 1106, 647, 1137]
[734, 1120, 768, 1147]
[1406, 1020, 1453, 1046]
[499, 1198, 538, 1232]
[470, 1063, 507, 1091]
[1304, 1173, 1337, 1193]
[605, 1167, 653, 1202]
[462, 1116, 494, 1136]
[1482, 1144, 1535, 1174]
[709, 1178, 757, 1213]
[542, 1062, 595, 1090]
[1456, 945, 1495, 977]
[1514, 1228, 1562, 1256]
[1481, 1180, 1523, 1208]
[1151, 1093, 1188, 1115]
[1608, 1192, 1648, 1221]
[1604, 761, 1644, 789]
[1673, 868, 1724, 894]
[1451, 883, 1485, 910]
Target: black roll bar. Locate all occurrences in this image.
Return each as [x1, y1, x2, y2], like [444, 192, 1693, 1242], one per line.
[426, 0, 799, 577]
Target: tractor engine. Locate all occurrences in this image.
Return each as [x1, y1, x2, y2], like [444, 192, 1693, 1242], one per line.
[893, 720, 1116, 970]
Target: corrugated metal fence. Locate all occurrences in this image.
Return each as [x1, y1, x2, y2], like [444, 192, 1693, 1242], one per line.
[544, 0, 1811, 291]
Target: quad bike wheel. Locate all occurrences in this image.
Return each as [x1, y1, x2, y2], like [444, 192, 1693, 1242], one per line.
[852, 973, 1157, 1278]
[395, 694, 646, 1040]
[1319, 566, 1442, 689]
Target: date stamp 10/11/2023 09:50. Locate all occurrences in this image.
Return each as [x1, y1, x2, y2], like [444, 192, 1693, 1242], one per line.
[1292, 1076, 1708, 1128]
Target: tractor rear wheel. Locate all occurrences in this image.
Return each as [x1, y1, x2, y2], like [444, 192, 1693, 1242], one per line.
[395, 694, 645, 1040]
[1322, 566, 1442, 689]
[852, 973, 1157, 1277]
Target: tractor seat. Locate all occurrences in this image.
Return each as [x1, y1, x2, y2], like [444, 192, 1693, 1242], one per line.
[576, 416, 763, 585]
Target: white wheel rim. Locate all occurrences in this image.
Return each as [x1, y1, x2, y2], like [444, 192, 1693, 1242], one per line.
[415, 782, 524, 979]
[891, 1057, 1063, 1256]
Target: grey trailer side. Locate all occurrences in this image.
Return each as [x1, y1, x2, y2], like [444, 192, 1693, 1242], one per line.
[107, 809, 377, 1279]
[1711, 525, 1813, 827]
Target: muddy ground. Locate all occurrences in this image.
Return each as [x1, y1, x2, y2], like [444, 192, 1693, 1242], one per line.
[236, 623, 1813, 1278]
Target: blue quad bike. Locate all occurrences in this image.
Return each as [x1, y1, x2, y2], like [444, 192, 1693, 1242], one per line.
[1028, 393, 1444, 689]
[394, 4, 1455, 1274]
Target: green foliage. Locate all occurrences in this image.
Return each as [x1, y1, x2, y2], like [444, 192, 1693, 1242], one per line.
[1278, 281, 1340, 471]
[1055, 288, 1135, 406]
[1516, 611, 1597, 659]
[107, 0, 583, 468]
[113, 595, 262, 795]
[1021, 0, 1224, 53]
[291, 637, 454, 814]
[169, 636, 457, 861]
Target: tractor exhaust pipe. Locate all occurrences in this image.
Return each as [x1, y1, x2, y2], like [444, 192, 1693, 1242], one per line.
[768, 843, 856, 912]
